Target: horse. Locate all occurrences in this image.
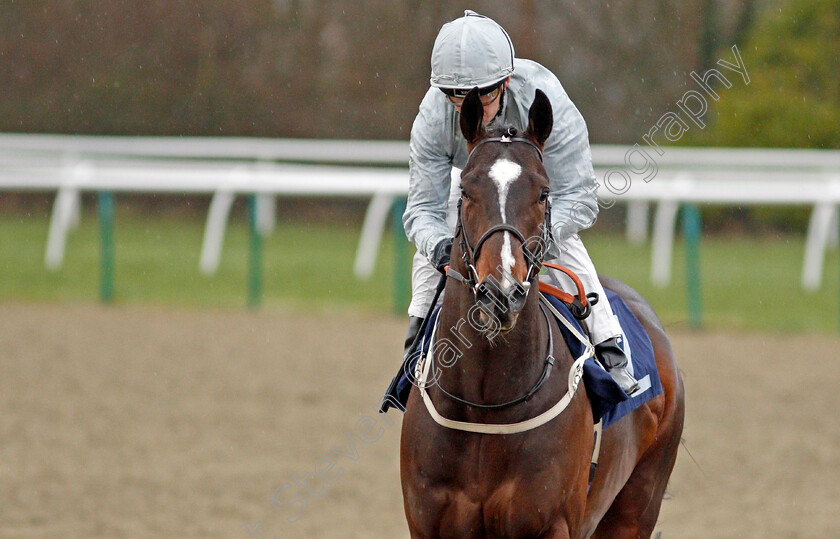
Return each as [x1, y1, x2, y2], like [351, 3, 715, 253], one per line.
[399, 88, 685, 538]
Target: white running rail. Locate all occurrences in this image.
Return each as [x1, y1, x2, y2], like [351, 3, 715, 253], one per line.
[1, 134, 838, 289]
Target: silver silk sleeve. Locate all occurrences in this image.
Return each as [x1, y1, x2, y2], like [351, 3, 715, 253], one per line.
[403, 94, 455, 260]
[540, 86, 599, 253]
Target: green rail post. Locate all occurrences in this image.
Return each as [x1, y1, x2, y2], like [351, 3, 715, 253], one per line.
[682, 203, 702, 329]
[247, 194, 262, 309]
[392, 198, 410, 315]
[97, 191, 115, 303]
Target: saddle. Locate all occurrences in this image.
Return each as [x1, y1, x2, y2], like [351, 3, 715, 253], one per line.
[537, 265, 663, 427]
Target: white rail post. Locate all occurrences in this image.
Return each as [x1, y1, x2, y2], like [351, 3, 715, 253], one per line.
[626, 200, 649, 244]
[199, 166, 248, 275]
[255, 162, 276, 235]
[45, 160, 89, 270]
[651, 200, 680, 287]
[354, 191, 395, 280]
[802, 202, 837, 291]
[255, 193, 275, 235]
[830, 177, 840, 250]
[651, 175, 693, 287]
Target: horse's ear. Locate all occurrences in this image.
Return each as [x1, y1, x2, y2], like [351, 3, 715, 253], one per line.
[526, 89, 553, 149]
[459, 87, 486, 146]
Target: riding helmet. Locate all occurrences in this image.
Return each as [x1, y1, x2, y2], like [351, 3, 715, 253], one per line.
[430, 10, 515, 91]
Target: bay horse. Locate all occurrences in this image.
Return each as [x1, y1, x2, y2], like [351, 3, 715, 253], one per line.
[399, 88, 685, 538]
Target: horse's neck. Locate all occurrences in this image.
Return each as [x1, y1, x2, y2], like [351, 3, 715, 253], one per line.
[436, 287, 547, 399]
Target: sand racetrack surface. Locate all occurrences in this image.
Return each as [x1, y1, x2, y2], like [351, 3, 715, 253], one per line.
[2, 302, 839, 538]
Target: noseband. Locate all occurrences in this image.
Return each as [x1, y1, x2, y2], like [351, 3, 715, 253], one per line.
[449, 129, 553, 294]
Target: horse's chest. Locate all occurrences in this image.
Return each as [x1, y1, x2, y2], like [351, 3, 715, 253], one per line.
[406, 446, 584, 537]
[415, 478, 568, 538]
[401, 381, 591, 536]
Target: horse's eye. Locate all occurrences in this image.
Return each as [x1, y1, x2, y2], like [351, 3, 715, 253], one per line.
[538, 190, 549, 203]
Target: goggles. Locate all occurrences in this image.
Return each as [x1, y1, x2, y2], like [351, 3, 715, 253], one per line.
[441, 81, 504, 107]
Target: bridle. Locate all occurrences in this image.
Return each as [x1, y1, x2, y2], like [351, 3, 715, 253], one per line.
[468, 128, 544, 163]
[417, 130, 596, 426]
[448, 128, 554, 295]
[436, 129, 556, 411]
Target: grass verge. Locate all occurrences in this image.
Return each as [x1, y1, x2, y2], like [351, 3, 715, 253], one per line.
[1, 207, 837, 332]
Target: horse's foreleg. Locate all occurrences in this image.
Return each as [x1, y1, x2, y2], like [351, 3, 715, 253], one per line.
[591, 451, 673, 538]
[592, 393, 684, 537]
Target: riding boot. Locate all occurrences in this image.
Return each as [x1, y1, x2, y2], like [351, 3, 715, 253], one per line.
[403, 316, 425, 359]
[595, 336, 640, 395]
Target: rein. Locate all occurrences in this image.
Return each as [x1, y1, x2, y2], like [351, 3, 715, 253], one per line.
[416, 295, 594, 435]
[434, 302, 556, 410]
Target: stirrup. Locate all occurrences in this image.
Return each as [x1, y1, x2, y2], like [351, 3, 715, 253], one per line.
[595, 336, 638, 395]
[607, 365, 639, 395]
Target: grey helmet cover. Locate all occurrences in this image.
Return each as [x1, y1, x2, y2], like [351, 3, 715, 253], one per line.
[430, 10, 515, 90]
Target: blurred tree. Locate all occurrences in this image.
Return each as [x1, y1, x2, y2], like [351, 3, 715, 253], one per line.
[694, 0, 840, 149]
[686, 0, 838, 232]
[0, 0, 763, 143]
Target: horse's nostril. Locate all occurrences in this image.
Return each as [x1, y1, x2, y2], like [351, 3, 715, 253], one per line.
[476, 282, 498, 308]
[476, 280, 507, 314]
[476, 278, 530, 318]
[508, 286, 527, 311]
[514, 282, 530, 300]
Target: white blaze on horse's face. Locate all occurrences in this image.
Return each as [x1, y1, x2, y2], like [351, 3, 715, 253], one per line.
[488, 158, 522, 290]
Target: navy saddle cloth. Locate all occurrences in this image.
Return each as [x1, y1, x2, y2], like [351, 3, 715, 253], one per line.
[381, 290, 662, 428]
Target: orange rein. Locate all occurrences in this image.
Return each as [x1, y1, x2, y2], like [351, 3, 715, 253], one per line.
[539, 263, 589, 307]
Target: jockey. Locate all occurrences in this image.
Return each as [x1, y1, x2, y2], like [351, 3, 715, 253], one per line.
[401, 10, 639, 395]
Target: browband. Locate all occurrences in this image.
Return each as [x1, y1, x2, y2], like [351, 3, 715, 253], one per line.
[467, 128, 543, 163]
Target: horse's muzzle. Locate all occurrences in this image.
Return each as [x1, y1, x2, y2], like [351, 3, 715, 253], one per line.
[475, 277, 530, 332]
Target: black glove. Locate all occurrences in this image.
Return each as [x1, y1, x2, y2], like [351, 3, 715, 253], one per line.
[430, 237, 453, 274]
